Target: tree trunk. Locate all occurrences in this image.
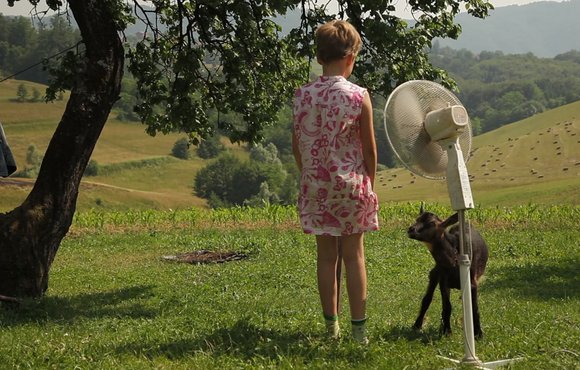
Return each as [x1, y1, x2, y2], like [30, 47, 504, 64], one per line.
[0, 1, 124, 298]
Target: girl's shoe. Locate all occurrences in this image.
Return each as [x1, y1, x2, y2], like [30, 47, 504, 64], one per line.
[351, 319, 369, 345]
[326, 319, 340, 339]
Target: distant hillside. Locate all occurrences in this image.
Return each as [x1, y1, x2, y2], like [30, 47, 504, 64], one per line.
[428, 47, 580, 134]
[436, 0, 580, 57]
[374, 100, 580, 206]
[270, 1, 580, 57]
[1, 78, 578, 210]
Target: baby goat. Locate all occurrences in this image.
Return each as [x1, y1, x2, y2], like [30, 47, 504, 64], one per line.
[407, 208, 488, 338]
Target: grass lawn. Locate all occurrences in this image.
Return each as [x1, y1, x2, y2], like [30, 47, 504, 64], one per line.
[1, 204, 578, 369]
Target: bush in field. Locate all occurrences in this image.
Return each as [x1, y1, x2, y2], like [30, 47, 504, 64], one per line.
[85, 159, 100, 176]
[31, 88, 42, 102]
[172, 137, 191, 160]
[26, 144, 42, 166]
[14, 166, 39, 178]
[13, 144, 43, 178]
[196, 135, 224, 159]
[207, 192, 229, 209]
[194, 153, 239, 207]
[194, 150, 294, 208]
[250, 143, 281, 165]
[16, 83, 28, 102]
[244, 181, 281, 207]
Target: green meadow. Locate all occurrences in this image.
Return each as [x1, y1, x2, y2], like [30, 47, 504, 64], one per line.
[0, 80, 579, 368]
[0, 204, 578, 369]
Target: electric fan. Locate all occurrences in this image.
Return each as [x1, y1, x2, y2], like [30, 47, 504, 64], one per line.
[384, 80, 522, 369]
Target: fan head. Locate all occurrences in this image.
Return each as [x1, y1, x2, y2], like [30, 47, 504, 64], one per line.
[383, 80, 472, 179]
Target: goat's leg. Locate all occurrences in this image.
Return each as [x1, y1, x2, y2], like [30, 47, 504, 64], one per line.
[440, 281, 452, 336]
[471, 284, 483, 338]
[413, 269, 438, 331]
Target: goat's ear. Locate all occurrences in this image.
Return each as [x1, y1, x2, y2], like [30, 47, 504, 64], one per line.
[419, 202, 425, 215]
[441, 213, 459, 228]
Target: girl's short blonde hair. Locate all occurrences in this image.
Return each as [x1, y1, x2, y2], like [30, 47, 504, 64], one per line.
[315, 20, 362, 64]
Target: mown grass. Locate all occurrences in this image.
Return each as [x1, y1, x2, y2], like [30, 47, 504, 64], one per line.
[1, 203, 578, 369]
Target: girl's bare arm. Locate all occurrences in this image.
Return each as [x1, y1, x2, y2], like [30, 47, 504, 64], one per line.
[292, 125, 302, 173]
[360, 92, 377, 188]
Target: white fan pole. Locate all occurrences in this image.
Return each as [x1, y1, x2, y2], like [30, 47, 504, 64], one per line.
[444, 141, 474, 212]
[440, 140, 524, 369]
[443, 140, 479, 365]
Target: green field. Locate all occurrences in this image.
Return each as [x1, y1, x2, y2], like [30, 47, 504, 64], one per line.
[0, 204, 578, 369]
[1, 78, 579, 212]
[0, 79, 246, 211]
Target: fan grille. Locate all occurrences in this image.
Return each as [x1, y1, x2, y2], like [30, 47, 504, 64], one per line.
[384, 80, 472, 179]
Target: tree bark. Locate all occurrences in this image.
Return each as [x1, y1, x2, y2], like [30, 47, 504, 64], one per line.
[0, 0, 124, 297]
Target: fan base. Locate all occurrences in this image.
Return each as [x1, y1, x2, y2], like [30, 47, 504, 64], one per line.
[437, 355, 524, 369]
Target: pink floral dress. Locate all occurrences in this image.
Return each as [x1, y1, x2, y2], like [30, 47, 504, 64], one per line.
[293, 75, 379, 236]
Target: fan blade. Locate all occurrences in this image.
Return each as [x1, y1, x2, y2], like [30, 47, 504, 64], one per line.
[385, 87, 425, 160]
[391, 88, 448, 176]
[394, 87, 425, 132]
[414, 133, 447, 174]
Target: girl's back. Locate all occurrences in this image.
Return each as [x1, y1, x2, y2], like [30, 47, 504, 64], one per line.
[293, 75, 378, 236]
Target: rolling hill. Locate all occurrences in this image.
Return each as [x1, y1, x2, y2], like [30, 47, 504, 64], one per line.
[374, 100, 580, 206]
[0, 79, 217, 212]
[0, 79, 578, 212]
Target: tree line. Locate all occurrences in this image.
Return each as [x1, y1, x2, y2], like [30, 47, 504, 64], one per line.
[0, 14, 80, 84]
[430, 44, 580, 134]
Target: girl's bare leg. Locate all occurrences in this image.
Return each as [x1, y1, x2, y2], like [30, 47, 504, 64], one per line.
[316, 235, 341, 338]
[316, 235, 339, 317]
[340, 233, 367, 320]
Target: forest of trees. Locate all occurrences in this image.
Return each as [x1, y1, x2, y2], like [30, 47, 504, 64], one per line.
[0, 14, 80, 84]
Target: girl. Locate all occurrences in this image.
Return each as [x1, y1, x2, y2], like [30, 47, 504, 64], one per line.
[292, 20, 379, 344]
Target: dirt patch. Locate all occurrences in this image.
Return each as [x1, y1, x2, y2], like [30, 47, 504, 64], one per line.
[0, 178, 33, 188]
[161, 250, 248, 264]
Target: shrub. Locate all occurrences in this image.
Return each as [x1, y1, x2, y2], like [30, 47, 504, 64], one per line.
[194, 152, 291, 208]
[249, 143, 281, 165]
[13, 166, 39, 178]
[194, 153, 240, 201]
[243, 182, 280, 207]
[172, 138, 191, 160]
[85, 159, 100, 176]
[196, 135, 224, 159]
[31, 88, 42, 102]
[26, 144, 42, 166]
[16, 83, 28, 102]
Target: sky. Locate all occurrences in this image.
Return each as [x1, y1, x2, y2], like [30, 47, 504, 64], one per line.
[0, 0, 567, 18]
